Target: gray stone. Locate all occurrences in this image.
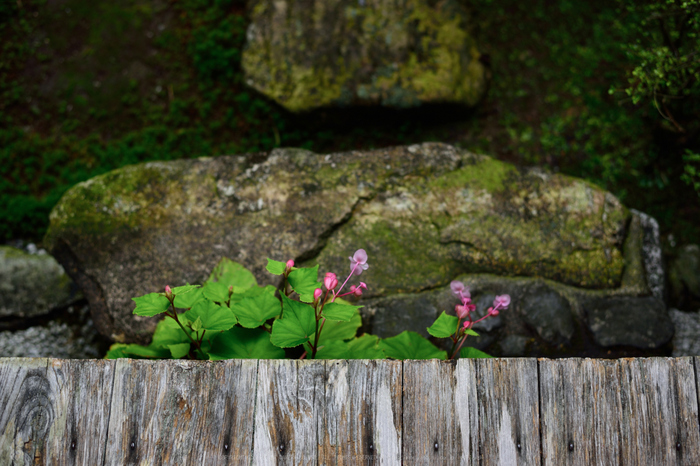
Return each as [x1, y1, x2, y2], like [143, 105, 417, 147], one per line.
[586, 296, 673, 348]
[519, 284, 574, 346]
[44, 142, 644, 351]
[0, 305, 106, 358]
[669, 244, 700, 310]
[0, 245, 80, 318]
[498, 335, 530, 357]
[242, 0, 488, 112]
[631, 209, 665, 300]
[669, 308, 700, 356]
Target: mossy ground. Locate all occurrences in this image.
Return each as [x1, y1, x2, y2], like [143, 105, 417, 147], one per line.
[1, 0, 698, 258]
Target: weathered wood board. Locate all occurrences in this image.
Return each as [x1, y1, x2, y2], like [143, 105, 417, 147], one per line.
[1, 357, 699, 465]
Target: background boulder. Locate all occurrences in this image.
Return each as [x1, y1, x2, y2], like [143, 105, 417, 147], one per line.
[242, 0, 488, 111]
[44, 143, 672, 356]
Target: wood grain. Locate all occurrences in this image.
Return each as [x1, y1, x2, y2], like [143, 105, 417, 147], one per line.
[618, 357, 700, 465]
[320, 359, 402, 465]
[539, 358, 622, 465]
[477, 358, 541, 465]
[402, 359, 479, 465]
[253, 359, 325, 465]
[104, 359, 214, 465]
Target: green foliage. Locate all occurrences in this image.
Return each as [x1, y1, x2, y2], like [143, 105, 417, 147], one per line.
[682, 150, 700, 193]
[108, 256, 492, 360]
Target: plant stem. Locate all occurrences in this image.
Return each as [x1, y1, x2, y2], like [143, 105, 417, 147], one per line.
[168, 309, 201, 351]
[311, 317, 326, 359]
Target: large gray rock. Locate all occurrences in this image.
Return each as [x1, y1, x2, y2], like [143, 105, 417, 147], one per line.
[670, 308, 700, 356]
[0, 245, 80, 318]
[242, 0, 488, 112]
[44, 143, 671, 355]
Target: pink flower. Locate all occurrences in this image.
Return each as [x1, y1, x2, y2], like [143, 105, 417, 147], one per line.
[450, 281, 470, 300]
[165, 285, 173, 299]
[324, 272, 338, 291]
[349, 249, 369, 275]
[313, 288, 323, 301]
[359, 282, 367, 290]
[489, 307, 500, 316]
[493, 295, 511, 310]
[350, 285, 363, 297]
[285, 259, 295, 273]
[463, 320, 472, 330]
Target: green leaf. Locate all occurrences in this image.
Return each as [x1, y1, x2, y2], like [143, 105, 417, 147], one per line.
[460, 347, 493, 359]
[229, 285, 276, 305]
[379, 331, 447, 360]
[317, 311, 362, 344]
[120, 344, 171, 359]
[314, 340, 350, 359]
[104, 343, 130, 359]
[206, 257, 257, 291]
[185, 300, 237, 331]
[171, 284, 200, 295]
[208, 327, 285, 359]
[266, 258, 288, 275]
[132, 293, 171, 317]
[151, 317, 192, 347]
[191, 316, 203, 333]
[202, 281, 232, 304]
[231, 292, 281, 328]
[270, 295, 317, 347]
[168, 343, 191, 359]
[465, 329, 479, 337]
[427, 312, 459, 338]
[321, 302, 361, 322]
[287, 265, 321, 302]
[173, 287, 204, 309]
[346, 334, 385, 359]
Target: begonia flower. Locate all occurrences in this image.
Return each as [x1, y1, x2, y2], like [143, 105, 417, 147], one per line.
[349, 249, 369, 275]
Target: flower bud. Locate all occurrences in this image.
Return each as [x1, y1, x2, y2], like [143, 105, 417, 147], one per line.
[313, 288, 323, 301]
[324, 272, 338, 291]
[165, 285, 173, 299]
[285, 259, 294, 274]
[359, 282, 368, 290]
[353, 287, 363, 297]
[489, 307, 500, 316]
[455, 304, 469, 319]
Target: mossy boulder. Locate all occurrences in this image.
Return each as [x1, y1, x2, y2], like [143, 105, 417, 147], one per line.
[46, 143, 638, 346]
[242, 0, 488, 111]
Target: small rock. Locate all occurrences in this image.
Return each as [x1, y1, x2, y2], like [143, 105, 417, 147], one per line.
[519, 284, 574, 346]
[0, 245, 81, 318]
[669, 308, 700, 356]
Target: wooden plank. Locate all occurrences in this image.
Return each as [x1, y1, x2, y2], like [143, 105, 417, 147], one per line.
[402, 359, 479, 465]
[477, 358, 540, 465]
[0, 358, 115, 465]
[321, 360, 402, 465]
[196, 359, 258, 465]
[0, 358, 51, 464]
[104, 359, 214, 465]
[539, 358, 622, 465]
[618, 357, 700, 465]
[253, 359, 325, 465]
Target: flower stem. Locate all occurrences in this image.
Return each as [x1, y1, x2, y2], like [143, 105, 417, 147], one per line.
[167, 306, 200, 351]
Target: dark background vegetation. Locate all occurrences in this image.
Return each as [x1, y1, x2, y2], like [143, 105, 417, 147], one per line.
[1, 0, 698, 254]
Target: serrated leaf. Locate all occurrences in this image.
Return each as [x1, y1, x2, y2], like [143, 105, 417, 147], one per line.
[191, 316, 203, 332]
[379, 331, 447, 360]
[427, 312, 459, 338]
[321, 302, 361, 322]
[270, 295, 317, 347]
[231, 292, 281, 328]
[317, 311, 362, 344]
[287, 265, 322, 302]
[151, 316, 192, 347]
[208, 327, 285, 359]
[132, 293, 171, 317]
[206, 257, 257, 289]
[229, 285, 276, 305]
[168, 343, 191, 359]
[185, 300, 237, 331]
[173, 287, 204, 309]
[465, 329, 480, 336]
[314, 340, 350, 359]
[266, 258, 288, 275]
[460, 347, 493, 359]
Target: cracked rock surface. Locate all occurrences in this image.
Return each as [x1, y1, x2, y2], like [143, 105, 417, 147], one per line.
[44, 143, 669, 354]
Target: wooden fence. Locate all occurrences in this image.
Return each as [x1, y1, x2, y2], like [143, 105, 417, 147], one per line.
[1, 357, 699, 465]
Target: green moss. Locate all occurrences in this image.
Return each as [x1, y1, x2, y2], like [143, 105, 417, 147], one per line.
[426, 155, 516, 192]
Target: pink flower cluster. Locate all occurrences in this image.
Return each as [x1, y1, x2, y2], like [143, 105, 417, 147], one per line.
[450, 280, 510, 330]
[315, 249, 369, 303]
